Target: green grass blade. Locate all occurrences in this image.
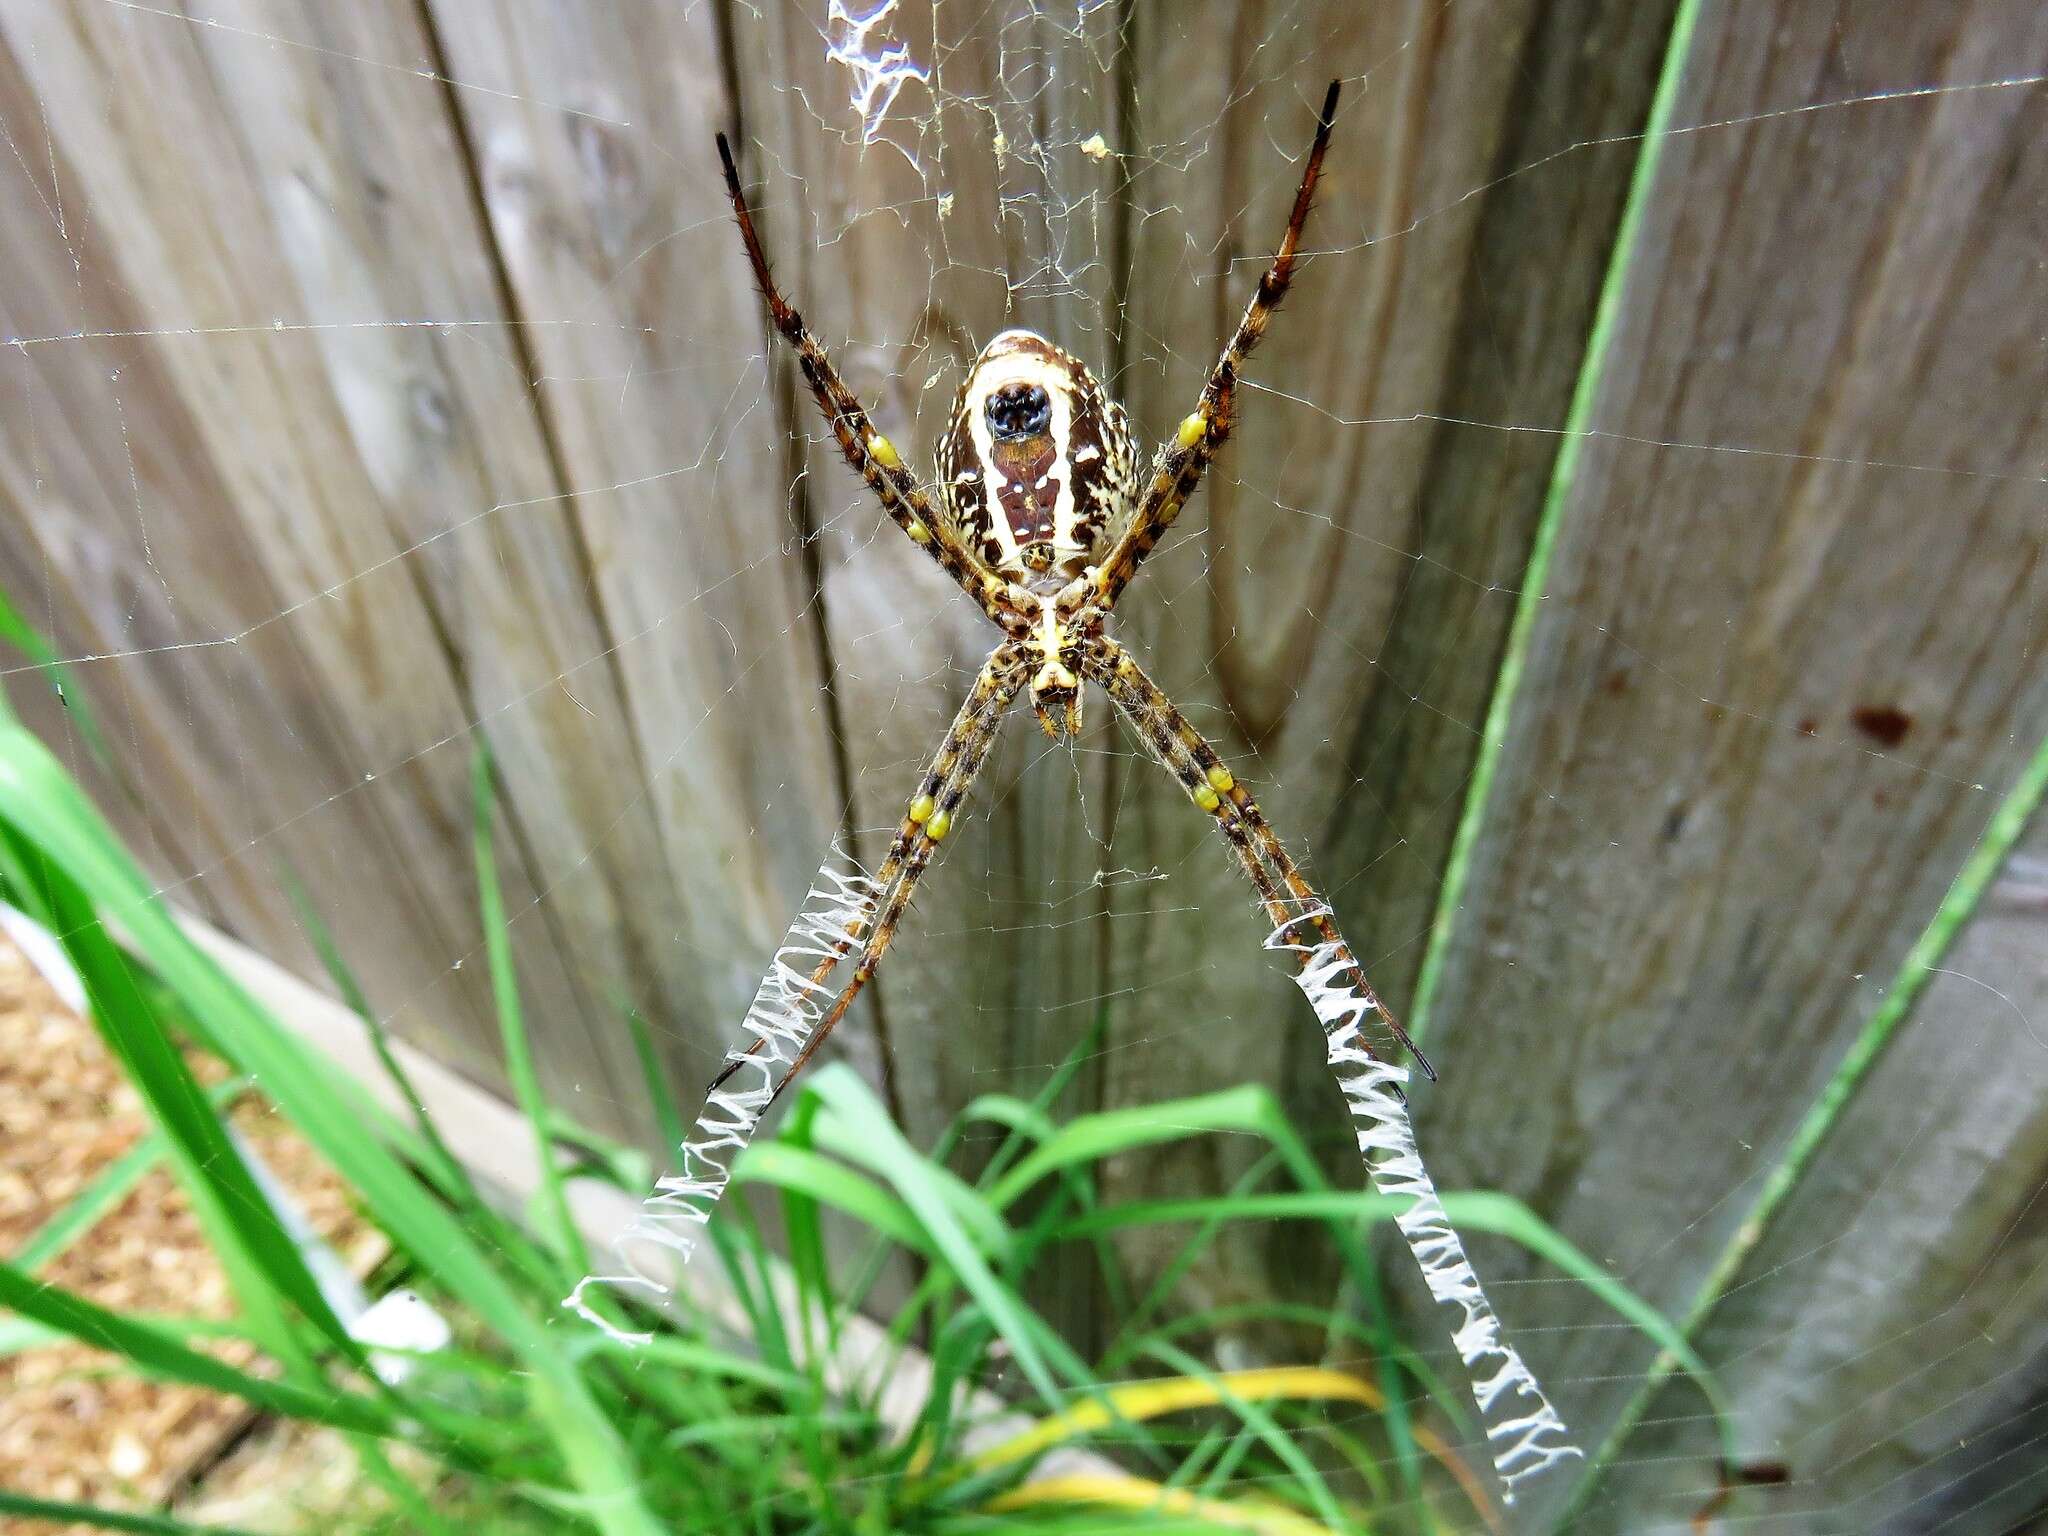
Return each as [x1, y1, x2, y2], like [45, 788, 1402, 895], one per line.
[0, 721, 664, 1536]
[0, 582, 110, 764]
[471, 744, 588, 1280]
[1139, 1339, 1348, 1532]
[988, 1087, 1303, 1211]
[813, 1102, 1013, 1259]
[0, 1490, 269, 1536]
[564, 1327, 811, 1396]
[1106, 1150, 1289, 1362]
[350, 1434, 464, 1536]
[279, 865, 477, 1203]
[0, 1314, 63, 1354]
[13, 1076, 247, 1275]
[983, 1083, 1420, 1483]
[623, 1004, 687, 1155]
[1060, 1187, 1721, 1406]
[804, 1064, 1076, 1407]
[0, 1259, 390, 1434]
[12, 841, 353, 1373]
[1124, 1300, 1470, 1436]
[733, 1141, 931, 1253]
[281, 868, 566, 1305]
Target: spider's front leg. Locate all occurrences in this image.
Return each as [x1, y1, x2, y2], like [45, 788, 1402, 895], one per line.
[1090, 80, 1342, 613]
[707, 643, 1030, 1102]
[715, 133, 1027, 638]
[1082, 635, 1434, 1081]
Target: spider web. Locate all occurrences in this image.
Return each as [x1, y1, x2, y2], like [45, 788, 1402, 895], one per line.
[2, 1, 2047, 1531]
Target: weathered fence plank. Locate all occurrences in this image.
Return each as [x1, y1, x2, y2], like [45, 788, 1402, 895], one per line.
[0, 1, 527, 1080]
[1412, 2, 2048, 1525]
[720, 1, 1128, 1162]
[1610, 817, 2048, 1533]
[1097, 0, 1682, 1318]
[420, 0, 851, 1123]
[0, 35, 273, 935]
[2, 3, 2044, 1519]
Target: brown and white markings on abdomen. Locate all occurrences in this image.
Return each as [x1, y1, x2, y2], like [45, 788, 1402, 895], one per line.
[938, 329, 1138, 586]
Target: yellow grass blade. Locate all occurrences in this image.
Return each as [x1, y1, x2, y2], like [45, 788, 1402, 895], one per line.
[985, 1472, 1336, 1535]
[970, 1365, 1500, 1531]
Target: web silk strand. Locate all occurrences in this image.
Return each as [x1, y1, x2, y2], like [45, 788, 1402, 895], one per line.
[1268, 907, 1581, 1503]
[565, 853, 881, 1341]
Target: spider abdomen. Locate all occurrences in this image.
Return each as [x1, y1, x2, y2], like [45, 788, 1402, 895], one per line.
[939, 329, 1137, 587]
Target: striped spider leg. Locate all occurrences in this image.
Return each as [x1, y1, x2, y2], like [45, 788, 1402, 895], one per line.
[715, 132, 1032, 641]
[708, 644, 1032, 1102]
[1082, 637, 1434, 1083]
[1087, 78, 1341, 612]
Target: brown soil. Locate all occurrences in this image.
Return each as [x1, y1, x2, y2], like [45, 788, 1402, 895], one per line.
[0, 929, 385, 1533]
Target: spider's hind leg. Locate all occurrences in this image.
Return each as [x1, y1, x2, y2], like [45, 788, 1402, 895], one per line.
[705, 644, 1029, 1100]
[1083, 635, 1435, 1083]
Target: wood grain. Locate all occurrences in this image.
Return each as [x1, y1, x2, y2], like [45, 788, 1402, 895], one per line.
[1412, 2, 2048, 1524]
[0, 2, 518, 1080]
[1601, 825, 2048, 1533]
[421, 0, 850, 1127]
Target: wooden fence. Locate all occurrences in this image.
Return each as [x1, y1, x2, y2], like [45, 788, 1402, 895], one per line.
[2, 2, 2045, 1529]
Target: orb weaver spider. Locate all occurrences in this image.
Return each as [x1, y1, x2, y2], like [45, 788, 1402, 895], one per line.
[583, 88, 1580, 1495]
[710, 80, 1434, 1105]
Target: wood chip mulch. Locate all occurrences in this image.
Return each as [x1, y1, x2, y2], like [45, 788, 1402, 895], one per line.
[0, 928, 386, 1534]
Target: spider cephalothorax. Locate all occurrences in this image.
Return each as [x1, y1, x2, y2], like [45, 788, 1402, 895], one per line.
[710, 80, 1433, 1103]
[937, 329, 1138, 588]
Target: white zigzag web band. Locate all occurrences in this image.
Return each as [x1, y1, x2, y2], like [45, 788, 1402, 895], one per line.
[566, 847, 1578, 1501]
[565, 852, 882, 1342]
[1268, 904, 1581, 1503]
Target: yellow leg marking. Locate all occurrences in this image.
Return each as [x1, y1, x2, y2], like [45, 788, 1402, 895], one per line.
[927, 808, 953, 840]
[1206, 764, 1235, 793]
[1193, 783, 1222, 812]
[908, 793, 934, 825]
[869, 433, 903, 471]
[1176, 410, 1207, 450]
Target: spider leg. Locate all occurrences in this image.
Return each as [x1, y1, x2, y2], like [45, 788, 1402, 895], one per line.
[705, 644, 1030, 1099]
[715, 133, 1025, 637]
[764, 655, 1027, 1104]
[1090, 80, 1341, 613]
[1083, 636, 1435, 1082]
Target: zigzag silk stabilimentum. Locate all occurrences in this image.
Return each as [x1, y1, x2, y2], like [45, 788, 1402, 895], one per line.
[570, 855, 1578, 1503]
[566, 855, 881, 1342]
[1268, 905, 1579, 1503]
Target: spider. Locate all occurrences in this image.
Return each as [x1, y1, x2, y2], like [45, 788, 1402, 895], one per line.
[711, 80, 1433, 1104]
